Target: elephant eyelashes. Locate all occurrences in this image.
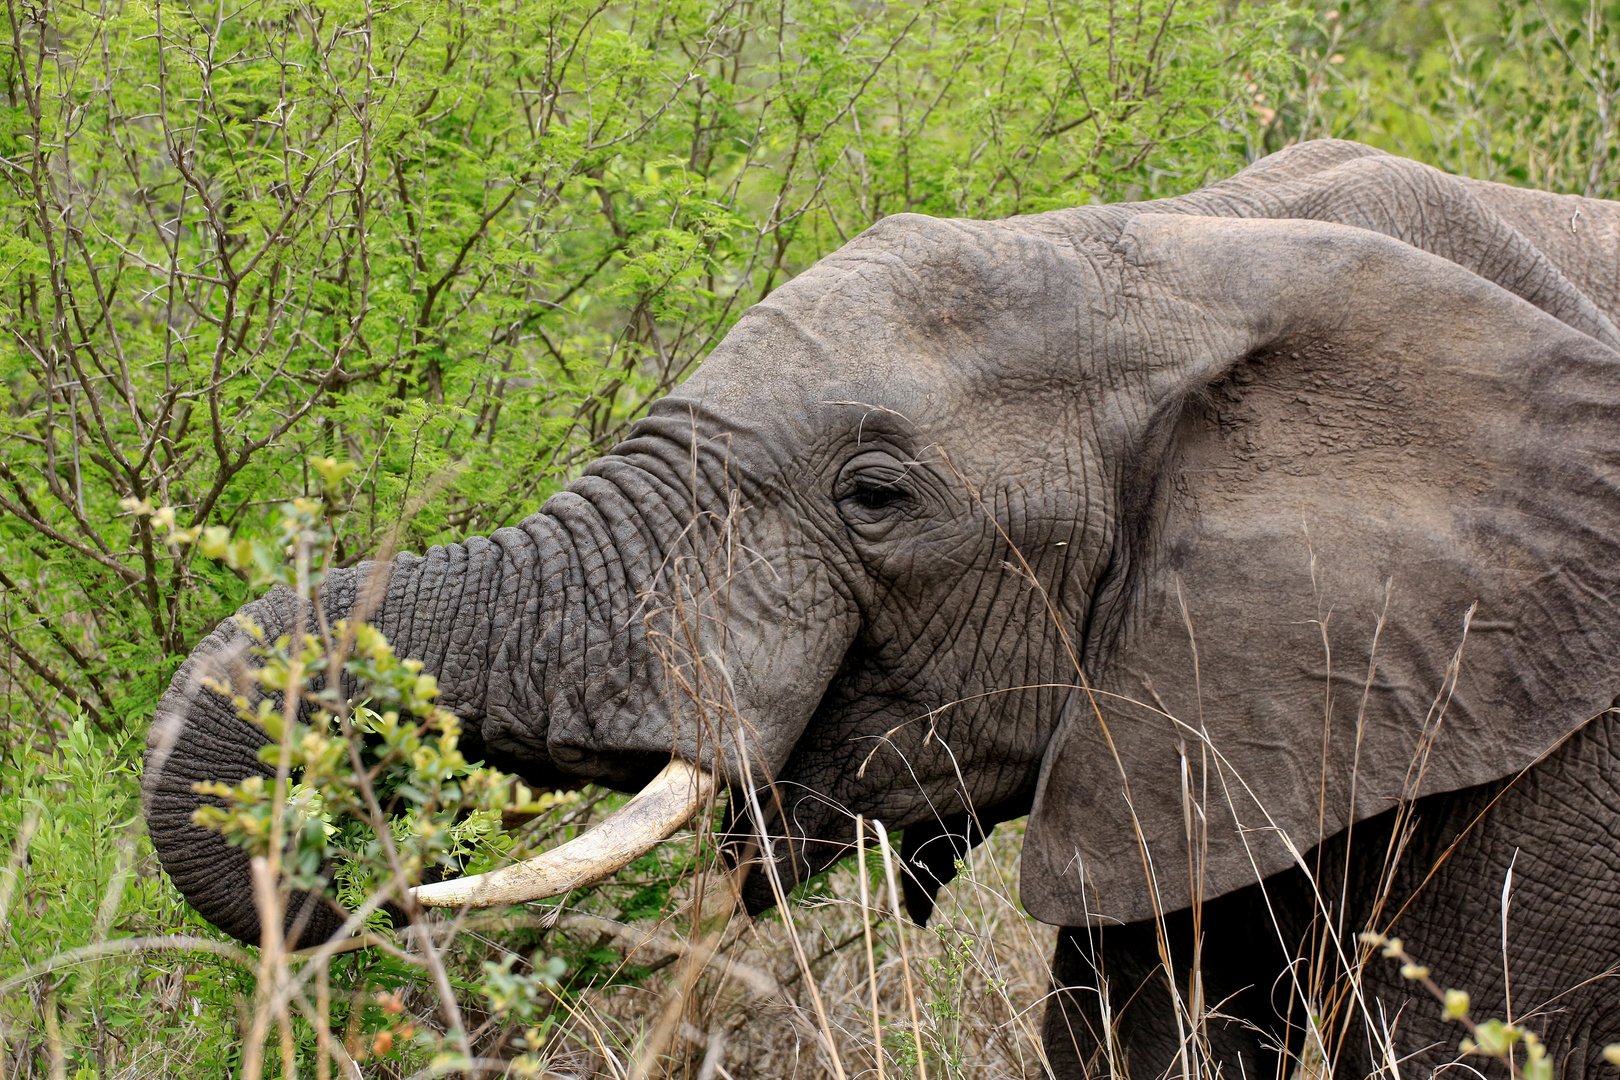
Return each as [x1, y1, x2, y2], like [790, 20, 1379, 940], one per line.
[846, 479, 907, 509]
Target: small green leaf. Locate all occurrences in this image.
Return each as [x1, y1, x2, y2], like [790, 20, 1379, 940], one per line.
[1473, 1019, 1519, 1057]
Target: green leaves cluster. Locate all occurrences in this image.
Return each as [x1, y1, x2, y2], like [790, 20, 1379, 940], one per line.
[189, 612, 508, 892]
[1274, 0, 1620, 199]
[179, 479, 530, 922]
[176, 467, 586, 1073]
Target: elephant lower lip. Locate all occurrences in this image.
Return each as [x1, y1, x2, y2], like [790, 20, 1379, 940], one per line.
[550, 745, 585, 763]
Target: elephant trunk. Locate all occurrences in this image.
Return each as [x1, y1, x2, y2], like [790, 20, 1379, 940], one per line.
[143, 421, 840, 945]
[141, 506, 634, 948]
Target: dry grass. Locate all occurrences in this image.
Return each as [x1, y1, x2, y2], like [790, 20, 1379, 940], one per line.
[1, 725, 1570, 1080]
[545, 820, 1056, 1080]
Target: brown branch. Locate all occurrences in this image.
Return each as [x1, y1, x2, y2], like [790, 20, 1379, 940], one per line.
[0, 494, 142, 589]
[0, 566, 114, 710]
[0, 623, 112, 733]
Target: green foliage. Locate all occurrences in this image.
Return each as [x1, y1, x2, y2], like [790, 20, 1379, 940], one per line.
[0, 720, 253, 1073]
[1275, 0, 1620, 198]
[921, 916, 974, 1079]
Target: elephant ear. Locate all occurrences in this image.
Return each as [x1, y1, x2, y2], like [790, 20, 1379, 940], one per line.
[1021, 214, 1620, 927]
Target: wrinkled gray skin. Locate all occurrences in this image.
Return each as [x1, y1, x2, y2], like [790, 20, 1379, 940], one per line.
[145, 141, 1620, 1075]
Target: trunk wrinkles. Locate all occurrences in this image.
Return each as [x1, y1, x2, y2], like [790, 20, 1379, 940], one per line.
[141, 480, 670, 947]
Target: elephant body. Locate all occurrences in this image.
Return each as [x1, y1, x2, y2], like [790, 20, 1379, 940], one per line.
[1047, 708, 1620, 1077]
[145, 141, 1620, 1076]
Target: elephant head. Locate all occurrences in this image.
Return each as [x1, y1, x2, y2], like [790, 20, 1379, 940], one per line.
[144, 140, 1620, 947]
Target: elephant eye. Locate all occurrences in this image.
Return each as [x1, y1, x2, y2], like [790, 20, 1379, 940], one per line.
[835, 450, 916, 522]
[847, 478, 907, 509]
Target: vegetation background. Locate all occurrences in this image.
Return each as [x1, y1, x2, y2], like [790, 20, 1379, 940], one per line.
[1, 0, 1617, 1075]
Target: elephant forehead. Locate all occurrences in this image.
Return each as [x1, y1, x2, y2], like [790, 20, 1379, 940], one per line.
[678, 218, 1092, 419]
[822, 214, 1074, 311]
[805, 214, 1090, 350]
[681, 302, 937, 407]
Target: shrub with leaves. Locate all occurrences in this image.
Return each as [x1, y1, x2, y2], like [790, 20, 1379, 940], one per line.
[0, 0, 1300, 754]
[1276, 0, 1619, 199]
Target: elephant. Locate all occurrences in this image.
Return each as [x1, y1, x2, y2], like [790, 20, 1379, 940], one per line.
[144, 139, 1620, 1077]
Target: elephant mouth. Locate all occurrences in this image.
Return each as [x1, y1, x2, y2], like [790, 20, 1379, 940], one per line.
[411, 758, 718, 909]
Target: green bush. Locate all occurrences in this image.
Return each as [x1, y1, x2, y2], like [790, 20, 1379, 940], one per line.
[1274, 0, 1619, 198]
[0, 0, 1296, 748]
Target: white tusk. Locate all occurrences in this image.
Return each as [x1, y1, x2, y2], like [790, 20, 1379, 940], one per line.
[412, 759, 717, 909]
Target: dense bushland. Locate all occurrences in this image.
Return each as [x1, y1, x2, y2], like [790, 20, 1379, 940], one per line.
[1, 0, 1616, 1075]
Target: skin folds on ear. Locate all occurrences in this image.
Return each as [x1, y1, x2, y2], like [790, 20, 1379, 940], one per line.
[1021, 215, 1620, 927]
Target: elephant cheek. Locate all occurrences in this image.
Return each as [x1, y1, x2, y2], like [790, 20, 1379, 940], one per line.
[544, 563, 860, 787]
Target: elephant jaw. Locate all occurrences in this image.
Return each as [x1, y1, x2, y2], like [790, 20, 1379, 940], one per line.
[411, 758, 717, 908]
